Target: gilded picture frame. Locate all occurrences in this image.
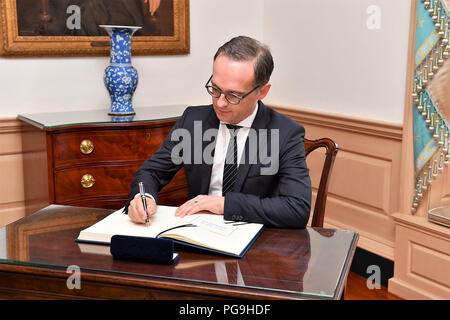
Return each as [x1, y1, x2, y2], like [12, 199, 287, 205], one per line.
[0, 0, 189, 57]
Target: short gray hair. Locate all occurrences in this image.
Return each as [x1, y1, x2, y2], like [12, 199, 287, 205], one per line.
[213, 36, 274, 87]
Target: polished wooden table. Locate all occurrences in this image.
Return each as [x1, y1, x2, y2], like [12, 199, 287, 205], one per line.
[0, 205, 358, 300]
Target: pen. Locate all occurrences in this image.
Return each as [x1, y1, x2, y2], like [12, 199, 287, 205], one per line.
[139, 182, 149, 227]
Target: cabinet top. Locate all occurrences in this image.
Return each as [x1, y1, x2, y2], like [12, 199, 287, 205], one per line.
[17, 105, 187, 130]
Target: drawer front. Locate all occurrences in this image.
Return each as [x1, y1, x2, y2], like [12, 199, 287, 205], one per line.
[60, 197, 131, 210]
[54, 165, 188, 203]
[55, 165, 139, 202]
[53, 127, 172, 167]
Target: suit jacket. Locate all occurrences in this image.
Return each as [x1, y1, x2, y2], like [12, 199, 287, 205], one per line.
[125, 101, 312, 228]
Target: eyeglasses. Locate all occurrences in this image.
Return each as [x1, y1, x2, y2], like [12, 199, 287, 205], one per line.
[205, 75, 260, 105]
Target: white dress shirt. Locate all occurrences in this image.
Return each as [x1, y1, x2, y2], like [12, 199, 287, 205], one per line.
[207, 104, 259, 196]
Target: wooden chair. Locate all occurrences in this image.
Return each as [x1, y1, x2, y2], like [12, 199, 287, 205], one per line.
[304, 138, 339, 227]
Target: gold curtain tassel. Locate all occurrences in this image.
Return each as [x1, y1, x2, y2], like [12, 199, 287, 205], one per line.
[418, 92, 424, 111]
[422, 173, 428, 191]
[417, 180, 423, 199]
[438, 17, 445, 35]
[443, 24, 449, 44]
[438, 129, 444, 146]
[428, 60, 434, 78]
[426, 105, 432, 124]
[422, 107, 427, 118]
[432, 2, 438, 21]
[439, 47, 445, 66]
[428, 166, 433, 183]
[443, 132, 449, 153]
[434, 53, 440, 71]
[446, 31, 450, 53]
[434, 7, 441, 25]
[429, 113, 435, 131]
[412, 78, 418, 100]
[433, 123, 440, 139]
[432, 159, 438, 179]
[423, 65, 429, 84]
[417, 76, 423, 91]
[446, 139, 450, 162]
[438, 154, 444, 173]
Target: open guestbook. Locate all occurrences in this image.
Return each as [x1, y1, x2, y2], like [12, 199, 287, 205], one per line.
[76, 205, 264, 258]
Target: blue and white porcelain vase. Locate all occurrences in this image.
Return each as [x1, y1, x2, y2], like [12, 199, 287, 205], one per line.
[100, 25, 141, 116]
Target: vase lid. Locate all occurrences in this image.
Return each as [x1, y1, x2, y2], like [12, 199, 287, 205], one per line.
[99, 25, 142, 36]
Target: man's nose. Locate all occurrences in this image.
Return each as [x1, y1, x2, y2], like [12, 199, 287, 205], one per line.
[216, 93, 229, 107]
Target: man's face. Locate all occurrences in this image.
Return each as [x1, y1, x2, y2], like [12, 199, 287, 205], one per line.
[211, 54, 271, 124]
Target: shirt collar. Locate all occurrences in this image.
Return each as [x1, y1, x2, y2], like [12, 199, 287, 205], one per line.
[220, 103, 259, 129]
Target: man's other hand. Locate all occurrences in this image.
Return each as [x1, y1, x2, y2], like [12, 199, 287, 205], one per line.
[175, 195, 225, 217]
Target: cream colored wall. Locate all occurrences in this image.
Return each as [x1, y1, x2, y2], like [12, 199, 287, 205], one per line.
[263, 0, 412, 124]
[0, 0, 264, 117]
[0, 0, 412, 122]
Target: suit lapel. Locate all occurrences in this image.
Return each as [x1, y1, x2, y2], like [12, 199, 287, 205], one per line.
[199, 107, 220, 194]
[234, 101, 269, 193]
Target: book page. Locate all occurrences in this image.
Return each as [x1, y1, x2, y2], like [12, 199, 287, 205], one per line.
[78, 206, 194, 243]
[161, 215, 264, 256]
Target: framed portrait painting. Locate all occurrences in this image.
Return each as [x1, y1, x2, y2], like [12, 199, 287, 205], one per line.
[0, 0, 189, 57]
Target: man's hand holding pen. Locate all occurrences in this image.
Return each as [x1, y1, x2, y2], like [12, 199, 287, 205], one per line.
[128, 191, 157, 225]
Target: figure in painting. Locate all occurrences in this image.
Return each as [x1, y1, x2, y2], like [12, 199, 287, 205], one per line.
[16, 0, 174, 37]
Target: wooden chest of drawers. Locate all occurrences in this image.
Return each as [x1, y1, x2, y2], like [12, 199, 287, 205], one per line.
[18, 106, 189, 214]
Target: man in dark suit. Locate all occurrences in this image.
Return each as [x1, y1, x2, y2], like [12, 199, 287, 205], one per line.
[126, 36, 311, 228]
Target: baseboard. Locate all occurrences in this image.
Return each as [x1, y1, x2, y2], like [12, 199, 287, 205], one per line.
[388, 278, 443, 300]
[350, 247, 394, 288]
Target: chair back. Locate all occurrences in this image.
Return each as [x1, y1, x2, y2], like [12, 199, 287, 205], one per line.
[304, 138, 338, 227]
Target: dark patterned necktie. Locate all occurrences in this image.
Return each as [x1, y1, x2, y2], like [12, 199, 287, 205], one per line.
[222, 124, 242, 196]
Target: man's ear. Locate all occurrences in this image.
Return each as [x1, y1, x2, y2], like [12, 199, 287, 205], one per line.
[257, 83, 271, 100]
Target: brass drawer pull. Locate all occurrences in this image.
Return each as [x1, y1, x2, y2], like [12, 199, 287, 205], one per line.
[81, 174, 96, 188]
[80, 139, 94, 155]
